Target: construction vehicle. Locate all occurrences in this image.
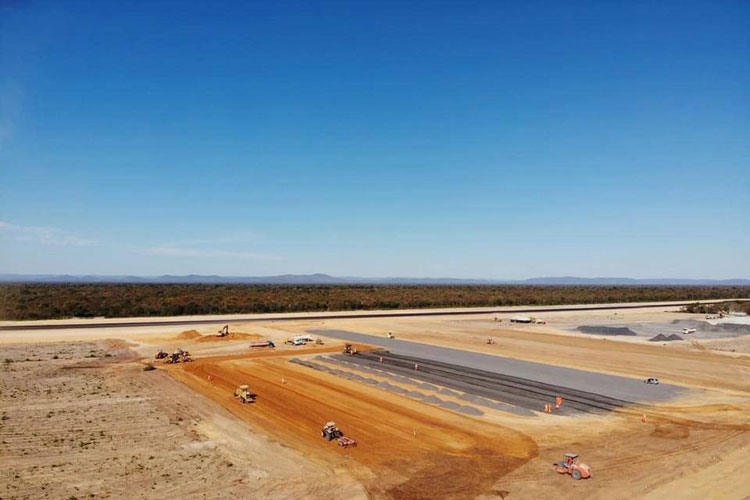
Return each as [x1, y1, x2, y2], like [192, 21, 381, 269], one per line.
[343, 344, 358, 356]
[386, 332, 395, 339]
[337, 436, 357, 447]
[682, 328, 696, 334]
[285, 336, 309, 345]
[250, 340, 276, 348]
[218, 325, 229, 337]
[154, 350, 168, 360]
[486, 338, 495, 345]
[234, 384, 257, 404]
[553, 453, 591, 480]
[644, 377, 660, 385]
[165, 349, 193, 364]
[321, 421, 343, 441]
[315, 338, 325, 345]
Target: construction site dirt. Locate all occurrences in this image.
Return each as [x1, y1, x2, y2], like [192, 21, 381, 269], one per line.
[4, 303, 750, 499]
[165, 353, 538, 499]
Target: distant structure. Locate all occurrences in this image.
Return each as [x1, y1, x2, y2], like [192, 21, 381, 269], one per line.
[510, 316, 532, 324]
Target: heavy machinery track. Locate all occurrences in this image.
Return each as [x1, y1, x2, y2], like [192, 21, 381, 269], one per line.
[345, 350, 643, 415]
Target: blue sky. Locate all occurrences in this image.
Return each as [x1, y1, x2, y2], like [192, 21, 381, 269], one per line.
[1, 1, 748, 278]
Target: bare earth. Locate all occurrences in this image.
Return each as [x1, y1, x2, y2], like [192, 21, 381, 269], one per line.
[2, 303, 750, 499]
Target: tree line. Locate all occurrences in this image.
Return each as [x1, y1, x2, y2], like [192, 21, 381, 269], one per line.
[1, 283, 748, 320]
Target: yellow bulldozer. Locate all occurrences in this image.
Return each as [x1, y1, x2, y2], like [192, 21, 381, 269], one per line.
[234, 384, 257, 404]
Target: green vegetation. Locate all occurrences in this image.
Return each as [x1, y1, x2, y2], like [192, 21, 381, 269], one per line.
[0, 283, 748, 320]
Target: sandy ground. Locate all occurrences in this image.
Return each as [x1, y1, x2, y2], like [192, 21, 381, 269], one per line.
[2, 303, 750, 499]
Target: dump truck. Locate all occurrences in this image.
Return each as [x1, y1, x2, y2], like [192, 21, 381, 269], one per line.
[250, 340, 276, 348]
[552, 453, 591, 480]
[234, 384, 257, 404]
[343, 344, 358, 355]
[154, 350, 168, 360]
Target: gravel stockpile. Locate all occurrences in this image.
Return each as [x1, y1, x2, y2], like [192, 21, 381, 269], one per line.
[576, 326, 638, 336]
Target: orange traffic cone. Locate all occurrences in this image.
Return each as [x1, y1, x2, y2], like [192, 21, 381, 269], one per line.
[641, 414, 647, 423]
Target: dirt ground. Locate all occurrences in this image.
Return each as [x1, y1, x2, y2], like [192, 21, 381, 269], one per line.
[2, 304, 750, 499]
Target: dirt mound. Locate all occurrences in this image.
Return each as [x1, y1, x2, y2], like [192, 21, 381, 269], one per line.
[194, 332, 260, 343]
[577, 326, 638, 336]
[176, 330, 202, 340]
[649, 334, 683, 342]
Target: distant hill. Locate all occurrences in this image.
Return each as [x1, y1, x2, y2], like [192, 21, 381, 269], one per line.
[0, 274, 748, 286]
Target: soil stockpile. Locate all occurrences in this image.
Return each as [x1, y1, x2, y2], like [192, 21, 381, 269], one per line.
[176, 329, 202, 340]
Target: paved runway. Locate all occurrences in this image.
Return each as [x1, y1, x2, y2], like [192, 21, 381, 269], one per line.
[310, 328, 687, 404]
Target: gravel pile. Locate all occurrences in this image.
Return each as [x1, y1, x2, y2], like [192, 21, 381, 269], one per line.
[648, 333, 683, 342]
[577, 326, 638, 336]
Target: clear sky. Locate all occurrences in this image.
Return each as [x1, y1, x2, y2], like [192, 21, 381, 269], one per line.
[1, 1, 748, 278]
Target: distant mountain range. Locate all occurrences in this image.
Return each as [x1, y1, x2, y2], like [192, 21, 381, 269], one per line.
[0, 274, 748, 285]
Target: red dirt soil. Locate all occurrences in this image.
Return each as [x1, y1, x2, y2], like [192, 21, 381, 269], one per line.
[166, 352, 538, 499]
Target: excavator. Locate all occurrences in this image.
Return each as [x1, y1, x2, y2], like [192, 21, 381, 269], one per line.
[218, 325, 230, 337]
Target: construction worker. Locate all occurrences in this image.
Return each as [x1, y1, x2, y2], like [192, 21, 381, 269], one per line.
[414, 363, 420, 371]
[556, 396, 563, 409]
[379, 356, 383, 363]
[641, 414, 647, 423]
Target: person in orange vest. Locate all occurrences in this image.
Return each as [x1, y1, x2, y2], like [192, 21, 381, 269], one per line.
[555, 396, 563, 409]
[641, 414, 647, 423]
